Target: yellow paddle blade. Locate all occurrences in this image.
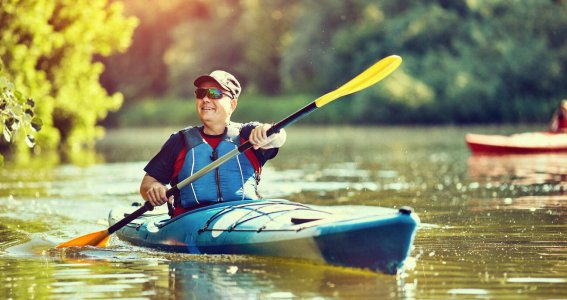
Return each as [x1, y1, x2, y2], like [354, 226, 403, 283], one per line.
[55, 229, 111, 248]
[314, 55, 402, 108]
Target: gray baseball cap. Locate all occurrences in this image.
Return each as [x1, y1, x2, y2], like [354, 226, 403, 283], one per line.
[194, 70, 242, 99]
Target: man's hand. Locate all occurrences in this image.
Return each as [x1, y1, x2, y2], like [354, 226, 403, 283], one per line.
[140, 174, 172, 207]
[249, 123, 287, 150]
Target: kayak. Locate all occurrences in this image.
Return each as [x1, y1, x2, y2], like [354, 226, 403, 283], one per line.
[108, 199, 419, 274]
[465, 132, 567, 154]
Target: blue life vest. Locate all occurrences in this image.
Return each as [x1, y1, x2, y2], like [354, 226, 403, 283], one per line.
[176, 124, 258, 209]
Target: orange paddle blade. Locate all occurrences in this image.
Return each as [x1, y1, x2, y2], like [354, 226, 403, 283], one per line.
[55, 230, 111, 248]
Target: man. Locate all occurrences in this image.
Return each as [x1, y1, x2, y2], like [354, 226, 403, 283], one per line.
[549, 100, 567, 133]
[140, 70, 286, 217]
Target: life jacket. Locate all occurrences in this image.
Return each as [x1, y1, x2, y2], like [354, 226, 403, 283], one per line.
[174, 124, 259, 209]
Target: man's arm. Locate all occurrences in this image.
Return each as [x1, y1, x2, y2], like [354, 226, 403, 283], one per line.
[140, 131, 184, 206]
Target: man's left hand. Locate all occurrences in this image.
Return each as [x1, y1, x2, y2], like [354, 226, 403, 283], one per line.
[249, 123, 286, 150]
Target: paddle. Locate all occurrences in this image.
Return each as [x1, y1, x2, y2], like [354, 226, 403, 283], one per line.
[55, 55, 402, 249]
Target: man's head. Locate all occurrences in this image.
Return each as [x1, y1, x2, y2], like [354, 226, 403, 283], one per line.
[193, 70, 241, 127]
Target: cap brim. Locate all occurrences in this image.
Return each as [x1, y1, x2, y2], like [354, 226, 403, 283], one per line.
[194, 75, 232, 92]
[194, 75, 221, 87]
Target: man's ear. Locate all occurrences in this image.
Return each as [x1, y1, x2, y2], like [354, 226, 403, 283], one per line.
[231, 98, 238, 111]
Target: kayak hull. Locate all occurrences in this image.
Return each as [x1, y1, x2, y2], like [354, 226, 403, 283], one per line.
[466, 132, 567, 154]
[109, 199, 419, 274]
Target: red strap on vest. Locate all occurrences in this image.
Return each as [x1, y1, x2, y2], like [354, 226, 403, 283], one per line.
[171, 145, 186, 180]
[240, 137, 262, 174]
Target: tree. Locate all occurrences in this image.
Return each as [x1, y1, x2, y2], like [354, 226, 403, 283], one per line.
[0, 0, 137, 161]
[280, 0, 365, 93]
[237, 0, 299, 95]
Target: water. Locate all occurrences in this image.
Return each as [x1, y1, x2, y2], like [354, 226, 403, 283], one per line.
[1, 125, 566, 299]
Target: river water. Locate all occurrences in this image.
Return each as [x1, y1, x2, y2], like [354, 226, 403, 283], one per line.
[1, 125, 566, 299]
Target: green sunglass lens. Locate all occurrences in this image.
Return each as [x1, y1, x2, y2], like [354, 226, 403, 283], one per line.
[207, 88, 223, 99]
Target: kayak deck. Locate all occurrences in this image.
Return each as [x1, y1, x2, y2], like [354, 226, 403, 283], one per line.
[109, 200, 419, 274]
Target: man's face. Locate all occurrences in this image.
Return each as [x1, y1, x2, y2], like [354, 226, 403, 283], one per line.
[195, 81, 237, 125]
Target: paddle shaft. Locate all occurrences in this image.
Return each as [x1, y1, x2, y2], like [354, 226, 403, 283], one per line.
[108, 201, 154, 234]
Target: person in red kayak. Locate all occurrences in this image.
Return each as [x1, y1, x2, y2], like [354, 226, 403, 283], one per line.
[549, 100, 567, 133]
[139, 70, 287, 217]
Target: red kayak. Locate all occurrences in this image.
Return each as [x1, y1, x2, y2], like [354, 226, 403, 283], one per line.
[466, 132, 567, 154]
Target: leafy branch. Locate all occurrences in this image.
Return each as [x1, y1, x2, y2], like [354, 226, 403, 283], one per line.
[0, 69, 42, 165]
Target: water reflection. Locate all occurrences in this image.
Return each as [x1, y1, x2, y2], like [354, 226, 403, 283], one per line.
[467, 153, 567, 185]
[469, 195, 567, 214]
[467, 153, 567, 214]
[168, 258, 408, 299]
[1, 248, 416, 299]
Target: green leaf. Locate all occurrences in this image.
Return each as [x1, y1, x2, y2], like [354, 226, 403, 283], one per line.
[9, 104, 22, 116]
[31, 117, 43, 132]
[4, 117, 14, 129]
[10, 118, 20, 131]
[14, 90, 25, 103]
[25, 134, 36, 148]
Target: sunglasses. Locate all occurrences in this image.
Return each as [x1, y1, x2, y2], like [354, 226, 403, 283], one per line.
[194, 88, 233, 100]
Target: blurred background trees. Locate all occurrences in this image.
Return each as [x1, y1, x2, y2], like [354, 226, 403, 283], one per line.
[1, 0, 566, 160]
[102, 0, 566, 125]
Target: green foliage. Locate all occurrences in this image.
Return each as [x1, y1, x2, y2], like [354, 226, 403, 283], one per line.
[0, 0, 137, 161]
[117, 97, 198, 127]
[238, 0, 298, 95]
[279, 0, 360, 93]
[317, 0, 567, 124]
[164, 1, 247, 98]
[0, 62, 42, 165]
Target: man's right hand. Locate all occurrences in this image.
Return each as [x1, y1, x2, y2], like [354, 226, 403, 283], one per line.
[140, 174, 172, 207]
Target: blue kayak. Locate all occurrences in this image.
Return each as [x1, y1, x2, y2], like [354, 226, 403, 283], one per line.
[108, 199, 419, 274]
